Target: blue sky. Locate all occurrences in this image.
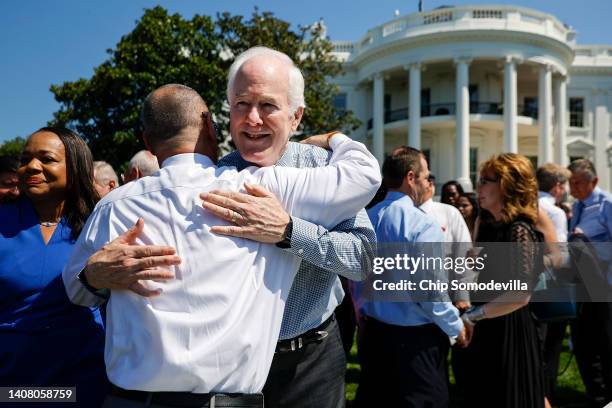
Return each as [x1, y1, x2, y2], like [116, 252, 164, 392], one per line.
[1, 0, 611, 143]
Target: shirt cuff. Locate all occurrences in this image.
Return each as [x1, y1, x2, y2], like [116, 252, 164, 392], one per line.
[285, 217, 317, 258]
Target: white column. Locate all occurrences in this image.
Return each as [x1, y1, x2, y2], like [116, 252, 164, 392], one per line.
[373, 73, 385, 165]
[593, 88, 610, 190]
[503, 57, 518, 153]
[455, 57, 472, 192]
[538, 64, 553, 165]
[408, 63, 421, 149]
[554, 76, 568, 166]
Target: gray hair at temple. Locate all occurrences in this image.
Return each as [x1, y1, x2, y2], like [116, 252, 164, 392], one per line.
[226, 46, 306, 115]
[129, 150, 159, 178]
[141, 84, 207, 145]
[568, 158, 597, 180]
[93, 161, 118, 185]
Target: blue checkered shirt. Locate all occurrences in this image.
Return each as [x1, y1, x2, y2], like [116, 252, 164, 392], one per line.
[219, 141, 376, 339]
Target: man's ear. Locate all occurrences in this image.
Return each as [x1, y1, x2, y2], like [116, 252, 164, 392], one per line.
[290, 107, 304, 132]
[592, 176, 599, 188]
[405, 170, 416, 184]
[202, 111, 219, 162]
[109, 180, 117, 190]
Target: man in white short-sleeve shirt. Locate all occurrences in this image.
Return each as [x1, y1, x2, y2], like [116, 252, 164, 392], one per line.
[62, 81, 380, 405]
[536, 163, 571, 243]
[420, 174, 473, 308]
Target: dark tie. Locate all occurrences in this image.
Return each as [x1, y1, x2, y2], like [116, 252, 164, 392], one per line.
[572, 200, 585, 232]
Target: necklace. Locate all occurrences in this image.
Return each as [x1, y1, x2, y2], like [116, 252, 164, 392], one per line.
[40, 221, 59, 227]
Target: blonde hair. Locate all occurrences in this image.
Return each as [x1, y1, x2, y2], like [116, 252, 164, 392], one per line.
[480, 153, 538, 224]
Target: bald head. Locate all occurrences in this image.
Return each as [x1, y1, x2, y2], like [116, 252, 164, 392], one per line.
[142, 84, 208, 146]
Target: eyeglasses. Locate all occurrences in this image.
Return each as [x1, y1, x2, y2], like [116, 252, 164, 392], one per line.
[477, 176, 499, 186]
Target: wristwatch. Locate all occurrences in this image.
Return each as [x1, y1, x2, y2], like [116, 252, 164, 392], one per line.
[275, 218, 293, 249]
[77, 268, 110, 299]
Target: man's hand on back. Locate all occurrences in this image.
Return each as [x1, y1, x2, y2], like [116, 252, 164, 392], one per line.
[200, 183, 290, 243]
[84, 218, 180, 297]
[299, 131, 340, 150]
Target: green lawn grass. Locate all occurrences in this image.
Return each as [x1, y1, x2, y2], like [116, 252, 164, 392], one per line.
[344, 331, 588, 407]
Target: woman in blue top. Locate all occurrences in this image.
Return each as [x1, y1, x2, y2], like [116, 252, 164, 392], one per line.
[0, 127, 107, 407]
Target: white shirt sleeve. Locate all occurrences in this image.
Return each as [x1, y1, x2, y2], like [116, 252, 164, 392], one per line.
[255, 134, 381, 229]
[62, 203, 113, 307]
[550, 207, 568, 243]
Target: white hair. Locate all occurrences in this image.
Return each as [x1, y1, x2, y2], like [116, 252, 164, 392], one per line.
[226, 46, 306, 115]
[129, 150, 159, 177]
[93, 161, 118, 185]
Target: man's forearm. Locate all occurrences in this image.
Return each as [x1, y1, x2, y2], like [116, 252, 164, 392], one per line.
[285, 210, 375, 281]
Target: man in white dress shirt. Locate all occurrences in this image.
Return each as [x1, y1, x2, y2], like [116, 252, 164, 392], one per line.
[536, 162, 572, 402]
[419, 174, 473, 308]
[536, 163, 571, 243]
[62, 81, 380, 406]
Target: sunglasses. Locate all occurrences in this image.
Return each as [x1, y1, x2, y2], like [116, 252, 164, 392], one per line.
[477, 176, 499, 186]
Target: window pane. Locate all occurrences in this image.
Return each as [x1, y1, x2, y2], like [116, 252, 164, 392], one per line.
[469, 147, 478, 188]
[569, 97, 584, 127]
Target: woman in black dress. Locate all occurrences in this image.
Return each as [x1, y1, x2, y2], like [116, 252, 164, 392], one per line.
[462, 153, 544, 408]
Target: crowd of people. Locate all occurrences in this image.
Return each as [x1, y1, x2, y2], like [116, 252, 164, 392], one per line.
[0, 45, 611, 408]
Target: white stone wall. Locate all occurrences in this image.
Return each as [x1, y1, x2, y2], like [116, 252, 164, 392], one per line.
[330, 5, 612, 190]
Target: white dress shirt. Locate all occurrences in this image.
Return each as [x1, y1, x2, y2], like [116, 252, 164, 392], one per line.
[420, 198, 474, 302]
[538, 191, 568, 243]
[62, 135, 380, 393]
[420, 199, 472, 244]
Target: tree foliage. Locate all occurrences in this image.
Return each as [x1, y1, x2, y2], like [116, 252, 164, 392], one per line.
[50, 7, 360, 168]
[51, 6, 225, 167]
[216, 9, 360, 139]
[0, 137, 26, 158]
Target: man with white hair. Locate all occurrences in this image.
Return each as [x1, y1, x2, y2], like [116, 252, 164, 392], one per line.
[123, 150, 159, 183]
[74, 47, 376, 408]
[63, 83, 380, 407]
[207, 46, 376, 408]
[93, 161, 119, 198]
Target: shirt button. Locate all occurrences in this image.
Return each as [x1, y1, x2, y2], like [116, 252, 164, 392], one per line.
[298, 249, 304, 255]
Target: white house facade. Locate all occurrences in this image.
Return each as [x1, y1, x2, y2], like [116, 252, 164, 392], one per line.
[330, 4, 612, 191]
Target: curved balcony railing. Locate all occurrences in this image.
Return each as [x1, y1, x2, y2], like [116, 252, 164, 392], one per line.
[333, 5, 574, 60]
[366, 101, 540, 129]
[470, 102, 503, 115]
[367, 103, 458, 129]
